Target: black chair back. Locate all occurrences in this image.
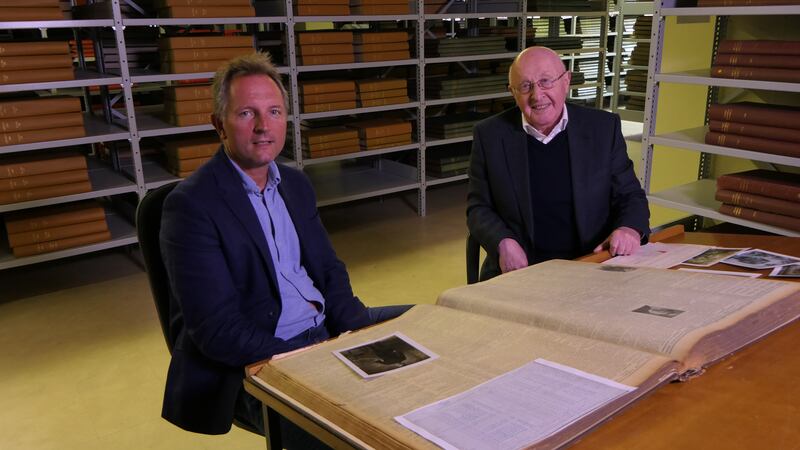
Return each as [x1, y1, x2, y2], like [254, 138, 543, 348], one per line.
[135, 182, 179, 353]
[466, 233, 481, 284]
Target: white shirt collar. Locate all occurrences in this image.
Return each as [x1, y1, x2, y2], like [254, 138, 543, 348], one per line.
[521, 106, 569, 144]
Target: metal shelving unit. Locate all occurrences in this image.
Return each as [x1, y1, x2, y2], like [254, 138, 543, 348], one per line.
[641, 0, 800, 237]
[610, 1, 653, 122]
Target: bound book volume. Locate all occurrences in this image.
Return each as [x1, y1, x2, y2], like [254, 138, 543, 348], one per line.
[0, 41, 74, 85]
[159, 132, 218, 177]
[716, 169, 800, 232]
[711, 39, 800, 83]
[704, 102, 800, 158]
[0, 151, 91, 205]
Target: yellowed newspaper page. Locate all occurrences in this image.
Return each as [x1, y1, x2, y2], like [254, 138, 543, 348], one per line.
[255, 305, 673, 450]
[437, 260, 800, 364]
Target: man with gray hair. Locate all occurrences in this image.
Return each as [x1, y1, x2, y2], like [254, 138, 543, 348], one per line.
[159, 52, 409, 446]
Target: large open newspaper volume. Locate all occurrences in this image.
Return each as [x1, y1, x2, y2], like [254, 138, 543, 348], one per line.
[248, 260, 800, 449]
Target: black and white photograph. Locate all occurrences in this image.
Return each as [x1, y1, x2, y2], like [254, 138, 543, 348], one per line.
[334, 333, 438, 379]
[632, 305, 685, 319]
[721, 249, 800, 270]
[770, 264, 800, 278]
[681, 247, 747, 267]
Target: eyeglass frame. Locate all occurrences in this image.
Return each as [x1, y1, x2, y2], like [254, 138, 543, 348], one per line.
[509, 70, 570, 94]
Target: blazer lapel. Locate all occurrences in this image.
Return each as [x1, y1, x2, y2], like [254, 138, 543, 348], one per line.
[502, 112, 535, 245]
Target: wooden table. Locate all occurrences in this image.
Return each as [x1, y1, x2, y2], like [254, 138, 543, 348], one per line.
[246, 229, 800, 450]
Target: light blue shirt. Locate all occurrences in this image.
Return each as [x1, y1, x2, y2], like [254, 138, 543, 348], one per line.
[228, 156, 325, 340]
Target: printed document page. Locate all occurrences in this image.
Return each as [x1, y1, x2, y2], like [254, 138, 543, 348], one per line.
[602, 243, 710, 268]
[395, 359, 634, 450]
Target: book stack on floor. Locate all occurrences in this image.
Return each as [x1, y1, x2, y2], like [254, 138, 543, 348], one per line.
[163, 82, 214, 127]
[299, 80, 356, 113]
[300, 124, 359, 159]
[426, 142, 470, 178]
[350, 0, 409, 14]
[425, 36, 507, 57]
[711, 39, 800, 84]
[156, 0, 255, 17]
[160, 133, 218, 178]
[356, 78, 409, 108]
[3, 200, 110, 258]
[293, 0, 349, 15]
[716, 169, 800, 232]
[0, 41, 74, 85]
[705, 102, 800, 159]
[348, 118, 412, 151]
[426, 111, 489, 139]
[426, 73, 507, 99]
[0, 151, 90, 205]
[354, 31, 410, 63]
[0, 96, 85, 146]
[159, 34, 254, 74]
[296, 31, 354, 66]
[0, 0, 63, 20]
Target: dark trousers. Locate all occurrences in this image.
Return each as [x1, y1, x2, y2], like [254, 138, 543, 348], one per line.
[234, 304, 413, 449]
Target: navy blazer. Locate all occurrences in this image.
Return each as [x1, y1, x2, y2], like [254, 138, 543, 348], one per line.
[467, 104, 650, 280]
[159, 149, 371, 434]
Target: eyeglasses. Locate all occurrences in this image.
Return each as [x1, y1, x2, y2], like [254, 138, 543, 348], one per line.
[511, 71, 569, 94]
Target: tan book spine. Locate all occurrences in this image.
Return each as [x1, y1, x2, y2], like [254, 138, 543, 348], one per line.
[160, 35, 254, 50]
[299, 54, 355, 66]
[302, 91, 357, 106]
[299, 80, 356, 95]
[296, 0, 348, 4]
[0, 126, 86, 147]
[360, 96, 409, 107]
[301, 127, 358, 145]
[356, 50, 410, 62]
[155, 0, 250, 7]
[350, 4, 409, 14]
[168, 112, 211, 127]
[296, 32, 353, 46]
[361, 134, 412, 148]
[302, 137, 360, 152]
[353, 42, 409, 53]
[163, 84, 213, 101]
[358, 88, 407, 100]
[0, 96, 81, 119]
[0, 0, 60, 7]
[355, 121, 412, 139]
[0, 112, 84, 133]
[353, 31, 409, 44]
[168, 156, 211, 172]
[0, 180, 92, 205]
[164, 46, 253, 62]
[8, 218, 108, 247]
[13, 229, 111, 258]
[165, 99, 214, 116]
[0, 54, 73, 71]
[298, 43, 355, 56]
[295, 4, 349, 15]
[0, 41, 69, 57]
[176, 169, 195, 178]
[0, 169, 88, 192]
[0, 67, 74, 85]
[356, 78, 407, 93]
[160, 5, 255, 17]
[0, 154, 86, 179]
[164, 141, 219, 159]
[303, 146, 359, 158]
[302, 101, 357, 113]
[0, 7, 64, 20]
[167, 59, 228, 74]
[5, 202, 105, 234]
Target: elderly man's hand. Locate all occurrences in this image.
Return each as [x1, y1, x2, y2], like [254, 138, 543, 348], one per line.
[498, 238, 529, 273]
[593, 227, 641, 256]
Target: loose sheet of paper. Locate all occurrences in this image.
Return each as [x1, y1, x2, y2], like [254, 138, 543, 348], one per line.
[602, 243, 710, 268]
[395, 359, 634, 450]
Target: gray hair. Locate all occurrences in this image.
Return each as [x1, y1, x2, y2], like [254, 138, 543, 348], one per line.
[211, 51, 288, 118]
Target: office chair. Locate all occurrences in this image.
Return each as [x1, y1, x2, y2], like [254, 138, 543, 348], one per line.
[466, 233, 481, 284]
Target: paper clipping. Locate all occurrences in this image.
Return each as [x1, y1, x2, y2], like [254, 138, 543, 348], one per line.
[770, 264, 800, 278]
[722, 249, 800, 269]
[395, 359, 634, 450]
[678, 268, 762, 278]
[602, 242, 711, 268]
[334, 332, 438, 379]
[680, 247, 747, 267]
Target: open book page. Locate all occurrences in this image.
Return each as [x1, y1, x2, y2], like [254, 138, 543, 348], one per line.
[253, 305, 675, 450]
[437, 260, 800, 367]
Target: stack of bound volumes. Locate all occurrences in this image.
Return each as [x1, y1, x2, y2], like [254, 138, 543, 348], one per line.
[632, 15, 652, 40]
[160, 133, 218, 178]
[300, 125, 359, 159]
[348, 118, 412, 151]
[101, 28, 159, 72]
[296, 31, 354, 66]
[356, 78, 409, 108]
[705, 102, 800, 159]
[299, 80, 356, 113]
[0, 96, 85, 146]
[426, 142, 471, 178]
[711, 39, 800, 84]
[294, 0, 349, 15]
[0, 0, 63, 20]
[159, 34, 254, 74]
[350, 0, 410, 14]
[445, 0, 517, 12]
[156, 0, 255, 17]
[525, 36, 583, 51]
[0, 151, 90, 205]
[425, 36, 507, 57]
[426, 111, 489, 139]
[354, 31, 410, 63]
[423, 0, 447, 13]
[0, 41, 74, 85]
[528, 0, 604, 11]
[624, 69, 648, 111]
[4, 201, 110, 258]
[426, 73, 507, 99]
[716, 169, 800, 232]
[163, 83, 214, 127]
[698, 0, 800, 6]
